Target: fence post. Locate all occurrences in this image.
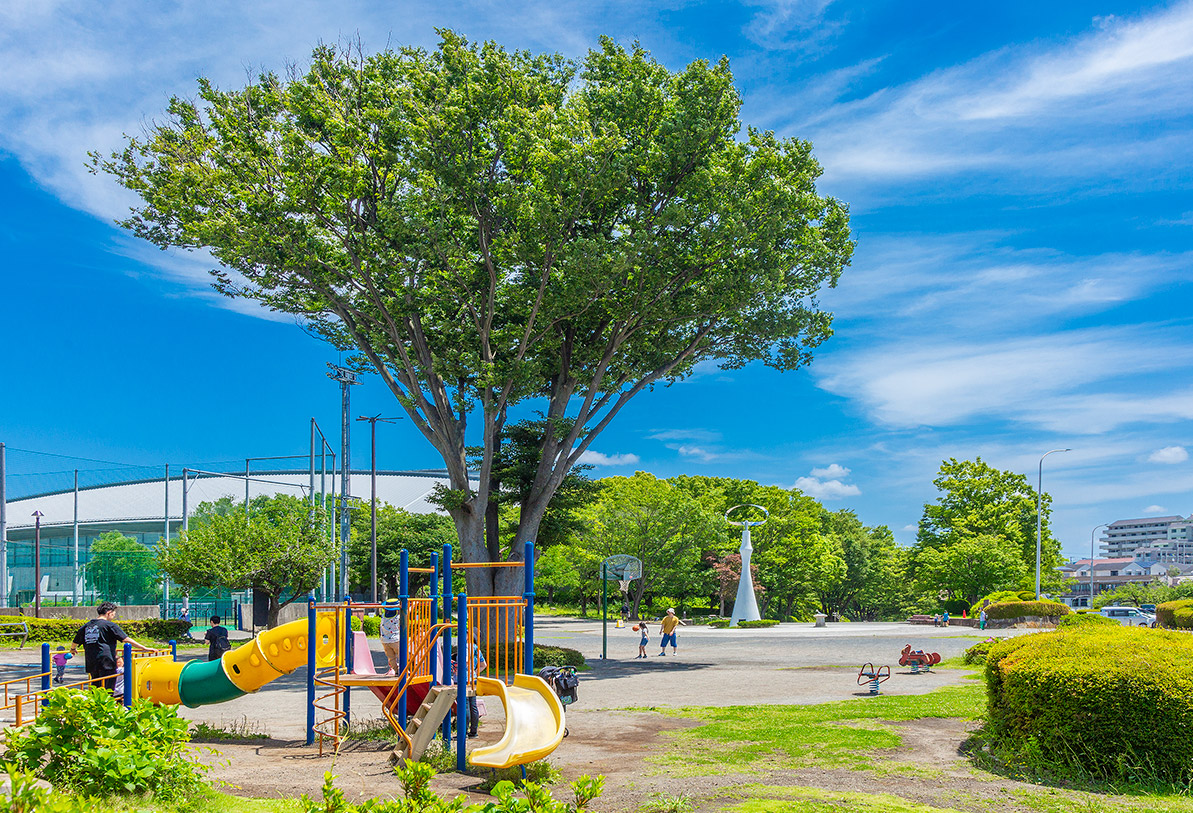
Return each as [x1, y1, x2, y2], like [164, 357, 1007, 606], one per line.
[306, 597, 316, 746]
[456, 592, 467, 772]
[524, 540, 535, 676]
[122, 642, 133, 707]
[398, 549, 409, 731]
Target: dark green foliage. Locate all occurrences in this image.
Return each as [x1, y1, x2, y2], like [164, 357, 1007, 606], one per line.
[736, 619, 780, 628]
[962, 638, 999, 665]
[0, 615, 189, 644]
[982, 600, 1069, 620]
[984, 626, 1193, 783]
[533, 644, 585, 669]
[350, 615, 383, 637]
[4, 688, 208, 800]
[1156, 599, 1193, 629]
[969, 590, 1025, 618]
[1056, 613, 1116, 629]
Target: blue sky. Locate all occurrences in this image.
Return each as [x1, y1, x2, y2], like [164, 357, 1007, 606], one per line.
[2, 0, 1192, 559]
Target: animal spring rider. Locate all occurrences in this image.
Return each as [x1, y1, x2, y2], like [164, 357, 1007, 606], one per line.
[899, 645, 941, 674]
[857, 663, 890, 695]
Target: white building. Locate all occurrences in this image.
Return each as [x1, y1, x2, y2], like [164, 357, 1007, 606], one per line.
[1100, 515, 1193, 561]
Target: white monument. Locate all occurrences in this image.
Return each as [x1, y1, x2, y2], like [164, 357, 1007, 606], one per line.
[726, 504, 768, 627]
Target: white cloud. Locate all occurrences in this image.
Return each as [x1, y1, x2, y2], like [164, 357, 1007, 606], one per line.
[810, 463, 850, 479]
[676, 445, 719, 463]
[577, 450, 641, 467]
[902, 523, 918, 532]
[817, 326, 1193, 431]
[1149, 446, 1189, 464]
[1143, 505, 1168, 514]
[794, 464, 860, 500]
[647, 428, 722, 442]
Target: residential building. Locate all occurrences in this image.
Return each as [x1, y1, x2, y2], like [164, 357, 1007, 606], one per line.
[1100, 515, 1193, 561]
[1057, 556, 1193, 608]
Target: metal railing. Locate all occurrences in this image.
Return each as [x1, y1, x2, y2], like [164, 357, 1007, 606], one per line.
[0, 622, 28, 649]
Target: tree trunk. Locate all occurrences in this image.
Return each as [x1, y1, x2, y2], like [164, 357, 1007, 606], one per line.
[267, 593, 280, 629]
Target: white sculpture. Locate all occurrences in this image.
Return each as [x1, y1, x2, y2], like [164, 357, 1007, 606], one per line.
[726, 504, 768, 627]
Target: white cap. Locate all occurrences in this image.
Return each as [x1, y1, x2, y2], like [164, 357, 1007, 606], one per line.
[667, 607, 675, 613]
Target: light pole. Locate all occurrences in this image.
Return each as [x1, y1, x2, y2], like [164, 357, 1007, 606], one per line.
[356, 415, 400, 603]
[328, 365, 360, 601]
[32, 511, 43, 618]
[1036, 448, 1071, 599]
[1089, 522, 1109, 607]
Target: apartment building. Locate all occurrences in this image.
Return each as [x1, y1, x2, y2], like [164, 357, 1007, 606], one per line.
[1100, 515, 1193, 562]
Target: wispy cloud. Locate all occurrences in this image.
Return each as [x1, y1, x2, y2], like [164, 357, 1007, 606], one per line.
[578, 450, 641, 467]
[1148, 446, 1189, 464]
[1143, 504, 1168, 514]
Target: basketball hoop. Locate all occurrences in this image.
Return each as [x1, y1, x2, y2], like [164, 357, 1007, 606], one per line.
[600, 554, 643, 659]
[618, 579, 631, 594]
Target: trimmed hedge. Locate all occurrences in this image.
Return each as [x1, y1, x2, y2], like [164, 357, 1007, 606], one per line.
[970, 591, 1026, 618]
[985, 626, 1193, 783]
[1156, 599, 1193, 629]
[962, 638, 998, 665]
[737, 619, 780, 628]
[1056, 612, 1116, 629]
[0, 615, 190, 644]
[983, 600, 1070, 620]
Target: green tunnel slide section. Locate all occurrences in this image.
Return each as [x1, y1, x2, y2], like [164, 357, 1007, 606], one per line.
[178, 658, 244, 707]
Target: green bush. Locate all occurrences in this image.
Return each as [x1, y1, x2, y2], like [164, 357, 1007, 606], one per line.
[737, 619, 780, 628]
[349, 614, 382, 636]
[4, 688, 208, 800]
[1156, 599, 1193, 629]
[983, 600, 1070, 620]
[962, 638, 998, 665]
[708, 620, 730, 628]
[1016, 590, 1037, 601]
[0, 615, 190, 644]
[300, 763, 603, 812]
[1056, 612, 1116, 629]
[0, 767, 115, 813]
[969, 591, 1025, 618]
[533, 644, 585, 669]
[984, 626, 1193, 783]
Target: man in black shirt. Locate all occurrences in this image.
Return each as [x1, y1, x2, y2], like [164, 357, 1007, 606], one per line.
[70, 602, 151, 690]
[204, 616, 231, 661]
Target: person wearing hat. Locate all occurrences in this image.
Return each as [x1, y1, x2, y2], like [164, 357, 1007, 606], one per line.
[380, 598, 403, 675]
[659, 607, 685, 656]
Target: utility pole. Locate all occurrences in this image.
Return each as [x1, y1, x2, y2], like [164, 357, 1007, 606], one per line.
[328, 365, 359, 601]
[356, 415, 400, 603]
[1, 441, 7, 609]
[73, 470, 79, 606]
[32, 511, 43, 618]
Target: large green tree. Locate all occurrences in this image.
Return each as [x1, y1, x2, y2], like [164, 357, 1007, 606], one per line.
[914, 534, 1028, 606]
[87, 532, 160, 605]
[914, 457, 1064, 593]
[158, 494, 335, 627]
[348, 501, 457, 597]
[96, 33, 852, 596]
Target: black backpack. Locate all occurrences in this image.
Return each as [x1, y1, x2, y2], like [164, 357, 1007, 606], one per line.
[538, 666, 579, 706]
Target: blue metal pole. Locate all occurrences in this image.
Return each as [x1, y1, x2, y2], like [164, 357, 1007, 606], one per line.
[524, 540, 535, 676]
[40, 643, 50, 698]
[399, 549, 409, 731]
[442, 544, 452, 622]
[169, 640, 177, 662]
[344, 598, 353, 722]
[441, 543, 453, 743]
[430, 552, 439, 626]
[306, 598, 316, 745]
[122, 642, 132, 707]
[456, 592, 467, 772]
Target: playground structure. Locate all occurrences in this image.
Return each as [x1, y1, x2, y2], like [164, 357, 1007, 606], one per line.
[898, 645, 941, 674]
[856, 663, 890, 695]
[4, 542, 564, 774]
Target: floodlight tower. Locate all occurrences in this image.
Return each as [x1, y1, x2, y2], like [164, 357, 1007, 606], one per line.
[726, 504, 769, 627]
[328, 365, 360, 600]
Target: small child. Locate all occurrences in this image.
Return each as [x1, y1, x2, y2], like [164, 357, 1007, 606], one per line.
[636, 621, 649, 659]
[52, 646, 71, 684]
[112, 656, 125, 698]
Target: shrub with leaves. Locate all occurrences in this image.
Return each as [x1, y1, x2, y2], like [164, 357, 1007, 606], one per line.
[4, 688, 208, 801]
[1056, 612, 1116, 629]
[982, 600, 1069, 621]
[961, 637, 998, 665]
[0, 615, 189, 645]
[984, 626, 1193, 783]
[1156, 598, 1193, 629]
[299, 762, 603, 812]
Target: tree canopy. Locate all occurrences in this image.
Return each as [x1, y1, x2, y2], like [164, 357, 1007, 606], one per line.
[158, 494, 335, 627]
[96, 33, 852, 595]
[87, 532, 159, 605]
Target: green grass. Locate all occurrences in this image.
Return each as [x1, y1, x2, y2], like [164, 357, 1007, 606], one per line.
[716, 785, 970, 812]
[191, 718, 269, 741]
[648, 683, 986, 776]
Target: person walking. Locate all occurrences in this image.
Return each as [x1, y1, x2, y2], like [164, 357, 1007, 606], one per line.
[52, 646, 71, 684]
[658, 608, 685, 656]
[979, 609, 987, 631]
[70, 602, 151, 690]
[204, 615, 231, 661]
[380, 598, 402, 674]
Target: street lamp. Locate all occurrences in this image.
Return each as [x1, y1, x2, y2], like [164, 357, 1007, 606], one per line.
[31, 511, 43, 619]
[1089, 522, 1109, 607]
[356, 415, 401, 603]
[1036, 448, 1072, 599]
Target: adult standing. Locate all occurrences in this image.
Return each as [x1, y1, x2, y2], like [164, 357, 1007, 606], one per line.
[70, 602, 151, 689]
[204, 615, 231, 661]
[658, 607, 686, 656]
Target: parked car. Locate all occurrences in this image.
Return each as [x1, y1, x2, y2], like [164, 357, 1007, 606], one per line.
[1099, 606, 1156, 627]
[1140, 604, 1157, 614]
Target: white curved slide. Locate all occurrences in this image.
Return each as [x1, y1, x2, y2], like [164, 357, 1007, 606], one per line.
[468, 675, 566, 769]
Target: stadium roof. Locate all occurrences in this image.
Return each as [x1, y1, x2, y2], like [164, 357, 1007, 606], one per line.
[4, 470, 452, 532]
